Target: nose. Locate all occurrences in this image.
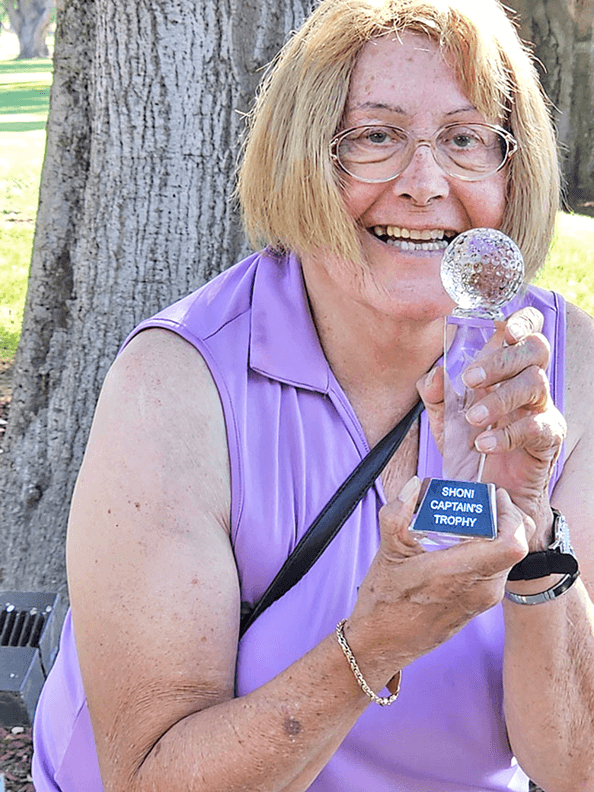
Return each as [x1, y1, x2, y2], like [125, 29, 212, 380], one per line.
[392, 142, 450, 205]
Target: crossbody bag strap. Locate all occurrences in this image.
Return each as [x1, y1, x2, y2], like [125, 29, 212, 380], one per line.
[239, 399, 425, 638]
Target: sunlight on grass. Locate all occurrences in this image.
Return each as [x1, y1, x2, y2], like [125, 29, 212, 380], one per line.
[0, 223, 31, 358]
[535, 212, 594, 316]
[0, 55, 50, 360]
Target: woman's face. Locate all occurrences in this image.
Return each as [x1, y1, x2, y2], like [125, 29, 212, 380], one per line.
[336, 32, 507, 319]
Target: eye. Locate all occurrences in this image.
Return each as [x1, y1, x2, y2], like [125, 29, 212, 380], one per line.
[366, 129, 390, 144]
[452, 133, 477, 148]
[446, 129, 482, 150]
[348, 126, 407, 147]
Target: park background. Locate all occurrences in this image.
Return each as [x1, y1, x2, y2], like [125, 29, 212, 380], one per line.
[3, 0, 594, 593]
[2, 3, 594, 789]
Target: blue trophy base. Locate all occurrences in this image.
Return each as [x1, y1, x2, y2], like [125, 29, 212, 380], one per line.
[412, 478, 497, 549]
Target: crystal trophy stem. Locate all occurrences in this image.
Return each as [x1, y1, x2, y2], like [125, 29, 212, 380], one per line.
[413, 229, 525, 548]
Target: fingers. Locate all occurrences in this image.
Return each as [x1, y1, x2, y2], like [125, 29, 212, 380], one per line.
[462, 332, 550, 391]
[378, 476, 425, 559]
[430, 488, 531, 578]
[505, 306, 544, 344]
[417, 366, 444, 452]
[494, 488, 533, 553]
[417, 365, 444, 407]
[465, 364, 550, 429]
[474, 409, 566, 457]
[457, 308, 559, 460]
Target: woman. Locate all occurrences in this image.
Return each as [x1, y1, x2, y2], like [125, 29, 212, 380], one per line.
[33, 1, 594, 790]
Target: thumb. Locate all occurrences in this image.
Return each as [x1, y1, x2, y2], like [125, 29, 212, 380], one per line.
[417, 365, 444, 453]
[379, 476, 425, 559]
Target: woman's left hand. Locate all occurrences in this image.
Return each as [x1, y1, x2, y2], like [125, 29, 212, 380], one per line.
[418, 307, 566, 549]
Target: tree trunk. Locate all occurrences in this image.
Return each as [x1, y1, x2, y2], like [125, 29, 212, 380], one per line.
[0, 0, 313, 595]
[508, 0, 594, 207]
[2, 0, 55, 59]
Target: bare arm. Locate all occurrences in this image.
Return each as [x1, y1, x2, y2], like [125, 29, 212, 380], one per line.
[68, 329, 369, 792]
[417, 303, 594, 791]
[501, 304, 594, 792]
[69, 328, 530, 792]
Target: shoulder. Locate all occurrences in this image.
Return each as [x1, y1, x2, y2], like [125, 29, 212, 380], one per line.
[125, 250, 265, 344]
[90, 327, 231, 533]
[563, 301, 594, 453]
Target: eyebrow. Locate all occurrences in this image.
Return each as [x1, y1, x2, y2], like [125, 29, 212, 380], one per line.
[347, 102, 479, 117]
[349, 101, 406, 114]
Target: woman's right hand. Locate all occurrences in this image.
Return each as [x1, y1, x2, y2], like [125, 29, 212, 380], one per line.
[344, 478, 533, 672]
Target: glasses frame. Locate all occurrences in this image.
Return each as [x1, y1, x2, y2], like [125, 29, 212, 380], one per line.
[329, 122, 518, 183]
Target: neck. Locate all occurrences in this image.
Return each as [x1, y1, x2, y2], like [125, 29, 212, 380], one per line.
[301, 255, 445, 444]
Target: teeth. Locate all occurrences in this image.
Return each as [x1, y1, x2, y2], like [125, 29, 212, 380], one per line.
[380, 226, 449, 241]
[385, 238, 450, 252]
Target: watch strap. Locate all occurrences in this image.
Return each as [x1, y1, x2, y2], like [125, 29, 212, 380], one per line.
[508, 508, 578, 581]
[507, 549, 578, 580]
[505, 569, 581, 605]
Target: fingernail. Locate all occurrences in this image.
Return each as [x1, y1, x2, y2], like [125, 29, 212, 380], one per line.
[475, 433, 497, 452]
[398, 475, 420, 503]
[466, 404, 489, 424]
[507, 319, 526, 341]
[462, 367, 486, 387]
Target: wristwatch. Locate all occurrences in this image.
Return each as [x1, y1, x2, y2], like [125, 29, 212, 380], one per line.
[508, 508, 579, 580]
[505, 508, 580, 606]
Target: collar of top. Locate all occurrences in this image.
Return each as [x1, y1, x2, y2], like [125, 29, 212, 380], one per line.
[249, 250, 331, 394]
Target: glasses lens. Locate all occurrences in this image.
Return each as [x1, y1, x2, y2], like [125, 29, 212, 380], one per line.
[335, 126, 410, 182]
[436, 124, 509, 179]
[332, 123, 514, 182]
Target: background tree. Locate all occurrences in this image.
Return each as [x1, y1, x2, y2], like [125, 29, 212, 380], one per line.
[508, 0, 594, 209]
[2, 0, 55, 59]
[2, 0, 594, 597]
[0, 0, 314, 595]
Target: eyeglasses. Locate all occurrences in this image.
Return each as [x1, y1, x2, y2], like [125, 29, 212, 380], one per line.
[329, 122, 517, 183]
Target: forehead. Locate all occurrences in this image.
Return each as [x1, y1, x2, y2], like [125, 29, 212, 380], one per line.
[346, 32, 474, 121]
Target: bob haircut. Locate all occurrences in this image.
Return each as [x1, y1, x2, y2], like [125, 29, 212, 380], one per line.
[237, 0, 559, 279]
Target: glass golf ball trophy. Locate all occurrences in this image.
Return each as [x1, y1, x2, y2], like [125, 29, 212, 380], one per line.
[413, 228, 525, 547]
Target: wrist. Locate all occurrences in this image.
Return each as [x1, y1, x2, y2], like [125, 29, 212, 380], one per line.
[527, 506, 555, 552]
[505, 572, 564, 597]
[337, 619, 401, 707]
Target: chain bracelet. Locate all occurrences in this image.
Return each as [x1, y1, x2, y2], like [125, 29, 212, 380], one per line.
[335, 619, 401, 707]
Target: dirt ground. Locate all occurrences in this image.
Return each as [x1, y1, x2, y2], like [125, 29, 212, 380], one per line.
[0, 727, 33, 792]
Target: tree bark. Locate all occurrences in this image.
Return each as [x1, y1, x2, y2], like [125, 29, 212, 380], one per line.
[508, 0, 594, 207]
[2, 0, 55, 59]
[0, 0, 313, 594]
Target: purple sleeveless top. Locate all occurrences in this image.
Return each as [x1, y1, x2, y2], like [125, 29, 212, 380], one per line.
[32, 249, 566, 792]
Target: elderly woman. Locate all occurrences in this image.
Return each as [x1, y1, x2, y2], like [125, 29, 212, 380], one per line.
[32, 1, 594, 790]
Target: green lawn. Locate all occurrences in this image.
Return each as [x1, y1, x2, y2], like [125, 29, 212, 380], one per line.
[0, 54, 51, 359]
[1, 52, 594, 361]
[535, 212, 594, 316]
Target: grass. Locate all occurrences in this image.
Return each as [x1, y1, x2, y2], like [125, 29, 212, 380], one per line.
[0, 44, 51, 359]
[1, 38, 594, 361]
[535, 213, 594, 316]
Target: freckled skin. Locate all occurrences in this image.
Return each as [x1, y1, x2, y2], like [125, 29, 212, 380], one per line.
[318, 32, 507, 325]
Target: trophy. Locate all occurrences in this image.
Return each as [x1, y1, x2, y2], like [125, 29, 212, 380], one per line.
[413, 228, 525, 547]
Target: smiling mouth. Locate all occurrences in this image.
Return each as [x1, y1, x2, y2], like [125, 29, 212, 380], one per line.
[370, 225, 458, 251]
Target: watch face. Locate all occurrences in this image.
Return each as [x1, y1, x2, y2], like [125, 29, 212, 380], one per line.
[551, 510, 575, 556]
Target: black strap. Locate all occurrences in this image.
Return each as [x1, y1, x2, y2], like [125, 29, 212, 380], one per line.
[239, 399, 425, 637]
[507, 550, 579, 580]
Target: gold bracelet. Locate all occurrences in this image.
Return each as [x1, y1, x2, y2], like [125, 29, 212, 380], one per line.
[335, 619, 401, 707]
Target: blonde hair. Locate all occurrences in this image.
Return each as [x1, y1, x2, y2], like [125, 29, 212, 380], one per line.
[237, 0, 559, 279]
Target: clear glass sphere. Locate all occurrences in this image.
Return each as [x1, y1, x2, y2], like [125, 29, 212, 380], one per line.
[441, 228, 525, 317]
